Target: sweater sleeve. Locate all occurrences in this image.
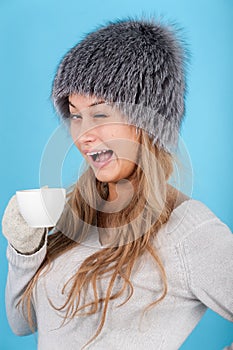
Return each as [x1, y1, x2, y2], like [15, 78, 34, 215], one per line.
[5, 237, 47, 335]
[180, 217, 233, 321]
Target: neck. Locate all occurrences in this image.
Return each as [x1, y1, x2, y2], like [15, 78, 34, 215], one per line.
[97, 178, 137, 230]
[107, 179, 136, 202]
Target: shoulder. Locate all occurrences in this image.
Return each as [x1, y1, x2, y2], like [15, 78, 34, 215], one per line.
[173, 201, 233, 322]
[156, 198, 232, 247]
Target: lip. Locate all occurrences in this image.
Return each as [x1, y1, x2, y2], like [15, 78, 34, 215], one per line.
[86, 150, 116, 169]
[82, 148, 110, 155]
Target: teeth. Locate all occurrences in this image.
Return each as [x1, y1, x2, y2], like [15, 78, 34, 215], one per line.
[86, 149, 110, 156]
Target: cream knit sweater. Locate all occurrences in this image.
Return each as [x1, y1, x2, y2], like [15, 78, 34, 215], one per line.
[5, 199, 233, 349]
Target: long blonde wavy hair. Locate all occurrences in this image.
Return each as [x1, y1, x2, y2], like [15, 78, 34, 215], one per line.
[18, 129, 180, 349]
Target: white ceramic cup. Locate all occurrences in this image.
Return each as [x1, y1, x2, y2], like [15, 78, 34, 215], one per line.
[16, 187, 66, 228]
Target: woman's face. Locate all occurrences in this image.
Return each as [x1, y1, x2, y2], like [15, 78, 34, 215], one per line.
[68, 93, 140, 183]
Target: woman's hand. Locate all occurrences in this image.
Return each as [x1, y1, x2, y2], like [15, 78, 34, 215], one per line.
[2, 195, 46, 254]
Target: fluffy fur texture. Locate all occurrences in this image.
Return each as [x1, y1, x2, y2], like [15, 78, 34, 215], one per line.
[52, 17, 189, 152]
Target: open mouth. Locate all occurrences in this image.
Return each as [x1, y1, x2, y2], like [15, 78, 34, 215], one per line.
[87, 149, 114, 164]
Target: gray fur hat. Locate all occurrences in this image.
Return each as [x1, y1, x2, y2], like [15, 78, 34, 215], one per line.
[52, 17, 189, 152]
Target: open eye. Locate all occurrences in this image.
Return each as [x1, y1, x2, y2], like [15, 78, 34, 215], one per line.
[70, 114, 82, 120]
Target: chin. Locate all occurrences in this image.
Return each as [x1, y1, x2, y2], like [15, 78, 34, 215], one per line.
[90, 160, 136, 183]
[94, 172, 121, 183]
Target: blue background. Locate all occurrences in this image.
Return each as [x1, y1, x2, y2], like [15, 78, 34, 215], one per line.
[0, 0, 232, 349]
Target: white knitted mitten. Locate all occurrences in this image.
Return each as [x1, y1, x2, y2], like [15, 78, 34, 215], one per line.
[2, 194, 46, 254]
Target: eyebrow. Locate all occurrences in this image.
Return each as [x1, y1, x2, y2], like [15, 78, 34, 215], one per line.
[68, 100, 106, 110]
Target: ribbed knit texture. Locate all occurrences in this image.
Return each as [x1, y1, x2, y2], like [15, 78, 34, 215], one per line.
[5, 199, 233, 349]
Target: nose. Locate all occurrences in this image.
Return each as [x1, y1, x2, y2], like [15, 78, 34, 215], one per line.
[78, 129, 98, 144]
[70, 120, 98, 145]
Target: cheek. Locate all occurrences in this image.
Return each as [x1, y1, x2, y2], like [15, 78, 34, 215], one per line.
[69, 125, 82, 152]
[117, 157, 137, 180]
[114, 129, 139, 160]
[70, 124, 77, 141]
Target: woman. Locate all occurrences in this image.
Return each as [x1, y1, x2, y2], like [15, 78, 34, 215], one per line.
[2, 17, 233, 350]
